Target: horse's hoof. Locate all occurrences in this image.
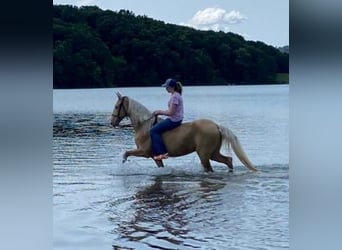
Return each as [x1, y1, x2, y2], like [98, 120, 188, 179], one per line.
[122, 159, 127, 163]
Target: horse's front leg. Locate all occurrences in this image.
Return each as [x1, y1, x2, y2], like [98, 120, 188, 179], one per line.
[123, 149, 149, 163]
[122, 149, 164, 168]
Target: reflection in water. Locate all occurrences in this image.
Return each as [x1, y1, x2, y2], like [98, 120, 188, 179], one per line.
[110, 175, 227, 249]
[53, 113, 119, 138]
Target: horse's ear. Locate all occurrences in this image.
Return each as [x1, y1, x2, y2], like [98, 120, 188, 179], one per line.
[115, 92, 122, 99]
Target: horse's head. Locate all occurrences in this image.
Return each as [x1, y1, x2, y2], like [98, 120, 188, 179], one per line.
[111, 92, 129, 127]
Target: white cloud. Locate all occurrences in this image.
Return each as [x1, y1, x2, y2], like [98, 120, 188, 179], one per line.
[223, 10, 246, 24]
[210, 23, 220, 32]
[181, 7, 247, 32]
[191, 7, 226, 26]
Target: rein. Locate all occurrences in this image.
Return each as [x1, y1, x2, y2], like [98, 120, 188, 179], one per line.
[152, 115, 158, 126]
[142, 114, 159, 127]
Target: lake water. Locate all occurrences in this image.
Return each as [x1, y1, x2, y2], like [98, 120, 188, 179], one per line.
[53, 85, 288, 249]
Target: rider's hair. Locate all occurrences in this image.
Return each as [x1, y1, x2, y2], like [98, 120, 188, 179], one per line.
[175, 81, 183, 95]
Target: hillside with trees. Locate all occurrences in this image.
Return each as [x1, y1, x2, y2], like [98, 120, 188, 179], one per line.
[277, 45, 289, 54]
[53, 5, 289, 89]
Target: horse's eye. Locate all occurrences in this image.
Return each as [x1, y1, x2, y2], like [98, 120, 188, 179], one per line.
[115, 105, 119, 109]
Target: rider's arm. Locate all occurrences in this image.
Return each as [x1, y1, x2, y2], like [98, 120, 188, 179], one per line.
[153, 103, 177, 116]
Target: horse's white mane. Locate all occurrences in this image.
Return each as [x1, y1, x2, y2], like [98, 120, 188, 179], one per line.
[127, 97, 153, 130]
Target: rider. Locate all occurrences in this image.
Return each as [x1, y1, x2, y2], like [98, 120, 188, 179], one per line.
[150, 78, 184, 160]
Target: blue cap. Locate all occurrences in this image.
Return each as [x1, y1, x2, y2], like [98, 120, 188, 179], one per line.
[162, 78, 176, 88]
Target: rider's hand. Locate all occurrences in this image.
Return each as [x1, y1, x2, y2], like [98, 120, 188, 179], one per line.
[153, 110, 162, 116]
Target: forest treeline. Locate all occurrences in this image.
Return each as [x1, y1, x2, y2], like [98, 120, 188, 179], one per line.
[53, 5, 289, 89]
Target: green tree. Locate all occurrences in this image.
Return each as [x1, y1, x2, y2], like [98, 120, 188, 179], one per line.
[53, 4, 289, 88]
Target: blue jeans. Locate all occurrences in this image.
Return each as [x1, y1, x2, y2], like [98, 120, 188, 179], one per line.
[150, 118, 182, 155]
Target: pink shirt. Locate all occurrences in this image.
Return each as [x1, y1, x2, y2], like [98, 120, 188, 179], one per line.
[168, 92, 184, 122]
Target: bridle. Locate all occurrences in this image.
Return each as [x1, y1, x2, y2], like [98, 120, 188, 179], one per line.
[112, 96, 128, 120]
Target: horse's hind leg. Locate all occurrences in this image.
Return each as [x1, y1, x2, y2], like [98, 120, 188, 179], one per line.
[196, 151, 214, 172]
[196, 143, 214, 172]
[210, 151, 233, 171]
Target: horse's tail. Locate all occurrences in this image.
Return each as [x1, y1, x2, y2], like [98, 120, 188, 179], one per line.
[218, 125, 257, 171]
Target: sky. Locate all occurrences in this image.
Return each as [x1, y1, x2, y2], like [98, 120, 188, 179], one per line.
[53, 0, 289, 47]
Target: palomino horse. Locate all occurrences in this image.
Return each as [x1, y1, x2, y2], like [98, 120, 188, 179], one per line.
[111, 92, 257, 172]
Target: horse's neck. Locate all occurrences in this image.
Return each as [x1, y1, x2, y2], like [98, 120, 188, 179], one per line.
[128, 98, 153, 133]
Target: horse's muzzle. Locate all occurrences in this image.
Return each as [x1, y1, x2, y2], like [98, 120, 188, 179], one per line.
[111, 118, 122, 128]
[111, 116, 119, 127]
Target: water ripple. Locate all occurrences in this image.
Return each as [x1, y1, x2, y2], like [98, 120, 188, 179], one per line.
[54, 111, 288, 250]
